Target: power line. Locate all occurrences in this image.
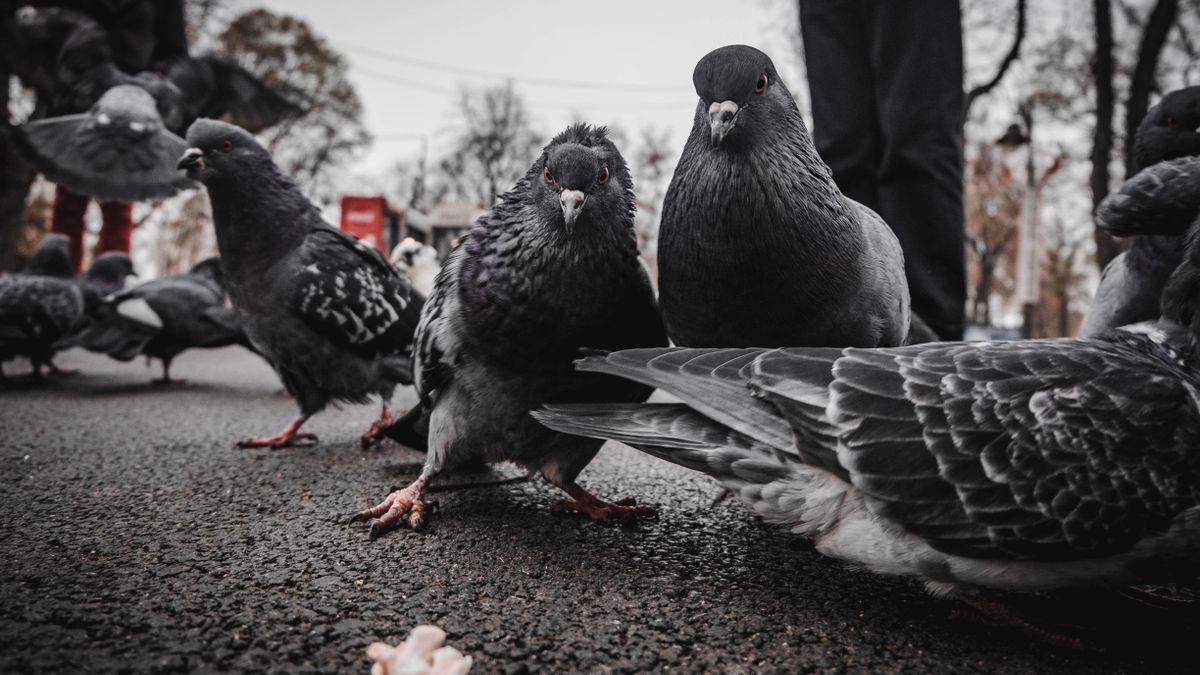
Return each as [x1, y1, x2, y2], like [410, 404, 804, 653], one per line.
[352, 66, 694, 113]
[341, 43, 681, 92]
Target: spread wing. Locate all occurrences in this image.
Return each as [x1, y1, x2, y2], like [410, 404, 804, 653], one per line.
[290, 227, 423, 359]
[169, 56, 305, 134]
[813, 336, 1200, 561]
[19, 84, 196, 201]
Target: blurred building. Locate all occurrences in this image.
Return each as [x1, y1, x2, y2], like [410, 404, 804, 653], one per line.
[405, 202, 487, 259]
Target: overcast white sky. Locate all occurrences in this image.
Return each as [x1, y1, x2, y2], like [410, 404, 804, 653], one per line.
[257, 0, 804, 174]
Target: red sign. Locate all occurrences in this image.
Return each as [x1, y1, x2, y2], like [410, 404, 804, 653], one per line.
[339, 196, 387, 252]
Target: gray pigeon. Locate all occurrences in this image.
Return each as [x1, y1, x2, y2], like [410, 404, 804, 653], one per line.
[178, 119, 422, 449]
[21, 84, 197, 201]
[0, 251, 132, 377]
[534, 322, 1200, 595]
[21, 233, 72, 278]
[1079, 86, 1200, 337]
[76, 257, 256, 384]
[353, 124, 668, 538]
[658, 44, 911, 349]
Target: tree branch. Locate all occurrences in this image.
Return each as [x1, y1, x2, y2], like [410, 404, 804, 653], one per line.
[1124, 0, 1180, 176]
[964, 0, 1027, 120]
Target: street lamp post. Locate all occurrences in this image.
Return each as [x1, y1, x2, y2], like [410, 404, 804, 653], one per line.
[997, 104, 1039, 339]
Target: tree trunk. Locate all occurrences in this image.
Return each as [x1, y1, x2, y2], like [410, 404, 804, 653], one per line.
[1124, 0, 1179, 177]
[1091, 0, 1121, 270]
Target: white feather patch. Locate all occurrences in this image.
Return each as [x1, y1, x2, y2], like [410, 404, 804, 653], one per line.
[116, 297, 163, 329]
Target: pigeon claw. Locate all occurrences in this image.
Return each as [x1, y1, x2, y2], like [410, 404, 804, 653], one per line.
[551, 495, 658, 524]
[356, 478, 431, 539]
[236, 432, 318, 449]
[359, 402, 395, 450]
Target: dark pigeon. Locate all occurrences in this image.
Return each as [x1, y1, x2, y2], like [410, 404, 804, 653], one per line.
[75, 256, 256, 384]
[1079, 86, 1200, 337]
[0, 250, 132, 377]
[21, 233, 72, 278]
[534, 320, 1200, 594]
[164, 56, 304, 135]
[178, 119, 422, 449]
[21, 84, 196, 201]
[658, 44, 913, 349]
[352, 124, 668, 538]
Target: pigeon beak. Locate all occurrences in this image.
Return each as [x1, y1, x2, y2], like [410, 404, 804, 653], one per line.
[709, 100, 739, 147]
[560, 189, 586, 233]
[177, 147, 205, 173]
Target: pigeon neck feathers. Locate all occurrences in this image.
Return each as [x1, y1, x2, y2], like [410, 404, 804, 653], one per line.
[206, 160, 322, 273]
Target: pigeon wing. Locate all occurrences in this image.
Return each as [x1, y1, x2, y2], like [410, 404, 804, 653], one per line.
[290, 227, 422, 360]
[196, 57, 305, 133]
[1096, 156, 1200, 237]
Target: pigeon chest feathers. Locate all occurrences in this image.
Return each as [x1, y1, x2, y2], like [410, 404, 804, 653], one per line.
[458, 215, 652, 370]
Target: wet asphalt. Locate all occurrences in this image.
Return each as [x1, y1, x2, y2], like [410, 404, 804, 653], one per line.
[1, 346, 1197, 674]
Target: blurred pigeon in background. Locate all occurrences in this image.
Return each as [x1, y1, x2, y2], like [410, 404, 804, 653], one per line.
[389, 237, 441, 297]
[535, 322, 1200, 595]
[21, 233, 72, 278]
[20, 84, 196, 201]
[75, 257, 256, 384]
[1079, 86, 1200, 337]
[658, 45, 913, 349]
[354, 124, 668, 538]
[0, 251, 132, 378]
[178, 119, 422, 449]
[164, 55, 304, 135]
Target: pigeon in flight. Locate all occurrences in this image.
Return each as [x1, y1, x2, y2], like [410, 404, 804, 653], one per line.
[1079, 86, 1200, 337]
[535, 320, 1200, 596]
[354, 124, 668, 538]
[657, 44, 912, 349]
[178, 119, 423, 449]
[20, 84, 196, 202]
[75, 257, 256, 384]
[0, 251, 132, 378]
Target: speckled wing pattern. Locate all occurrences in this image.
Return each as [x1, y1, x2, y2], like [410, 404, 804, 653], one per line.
[411, 243, 467, 404]
[291, 227, 421, 359]
[762, 336, 1200, 561]
[1096, 156, 1200, 237]
[0, 277, 83, 347]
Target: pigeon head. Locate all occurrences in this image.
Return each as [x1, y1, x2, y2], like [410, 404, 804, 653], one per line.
[178, 118, 270, 184]
[25, 233, 72, 277]
[189, 256, 226, 287]
[83, 251, 135, 294]
[531, 124, 633, 235]
[691, 45, 791, 148]
[1135, 86, 1200, 170]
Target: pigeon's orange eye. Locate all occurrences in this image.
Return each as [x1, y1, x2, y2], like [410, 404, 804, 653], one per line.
[543, 165, 554, 185]
[1167, 116, 1179, 128]
[598, 165, 609, 185]
[754, 74, 769, 94]
[222, 140, 233, 151]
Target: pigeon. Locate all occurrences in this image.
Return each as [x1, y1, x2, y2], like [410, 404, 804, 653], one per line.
[353, 124, 668, 538]
[177, 119, 423, 449]
[0, 251, 132, 377]
[1079, 86, 1200, 337]
[389, 238, 441, 297]
[21, 233, 73, 278]
[20, 84, 197, 202]
[163, 55, 303, 135]
[534, 322, 1200, 595]
[657, 44, 912, 349]
[75, 256, 255, 384]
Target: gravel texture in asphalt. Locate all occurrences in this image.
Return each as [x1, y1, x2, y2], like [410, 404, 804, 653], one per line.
[1, 347, 1197, 673]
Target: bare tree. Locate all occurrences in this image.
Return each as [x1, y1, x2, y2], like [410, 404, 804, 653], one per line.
[437, 82, 541, 207]
[964, 0, 1028, 120]
[965, 144, 1022, 326]
[1125, 0, 1180, 176]
[1092, 0, 1121, 269]
[217, 9, 371, 205]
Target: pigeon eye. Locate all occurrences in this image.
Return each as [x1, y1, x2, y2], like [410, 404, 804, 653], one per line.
[598, 165, 609, 185]
[754, 73, 769, 94]
[1167, 116, 1179, 128]
[222, 140, 233, 151]
[543, 165, 555, 185]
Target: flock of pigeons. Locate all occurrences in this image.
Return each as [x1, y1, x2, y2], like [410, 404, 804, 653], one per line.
[5, 40, 1200, 636]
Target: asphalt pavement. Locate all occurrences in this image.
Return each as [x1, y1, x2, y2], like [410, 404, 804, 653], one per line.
[1, 347, 1197, 673]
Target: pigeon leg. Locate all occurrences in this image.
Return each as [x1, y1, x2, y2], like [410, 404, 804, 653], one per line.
[236, 416, 318, 449]
[351, 474, 432, 538]
[152, 357, 186, 385]
[955, 593, 1085, 650]
[549, 480, 656, 523]
[359, 401, 395, 449]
